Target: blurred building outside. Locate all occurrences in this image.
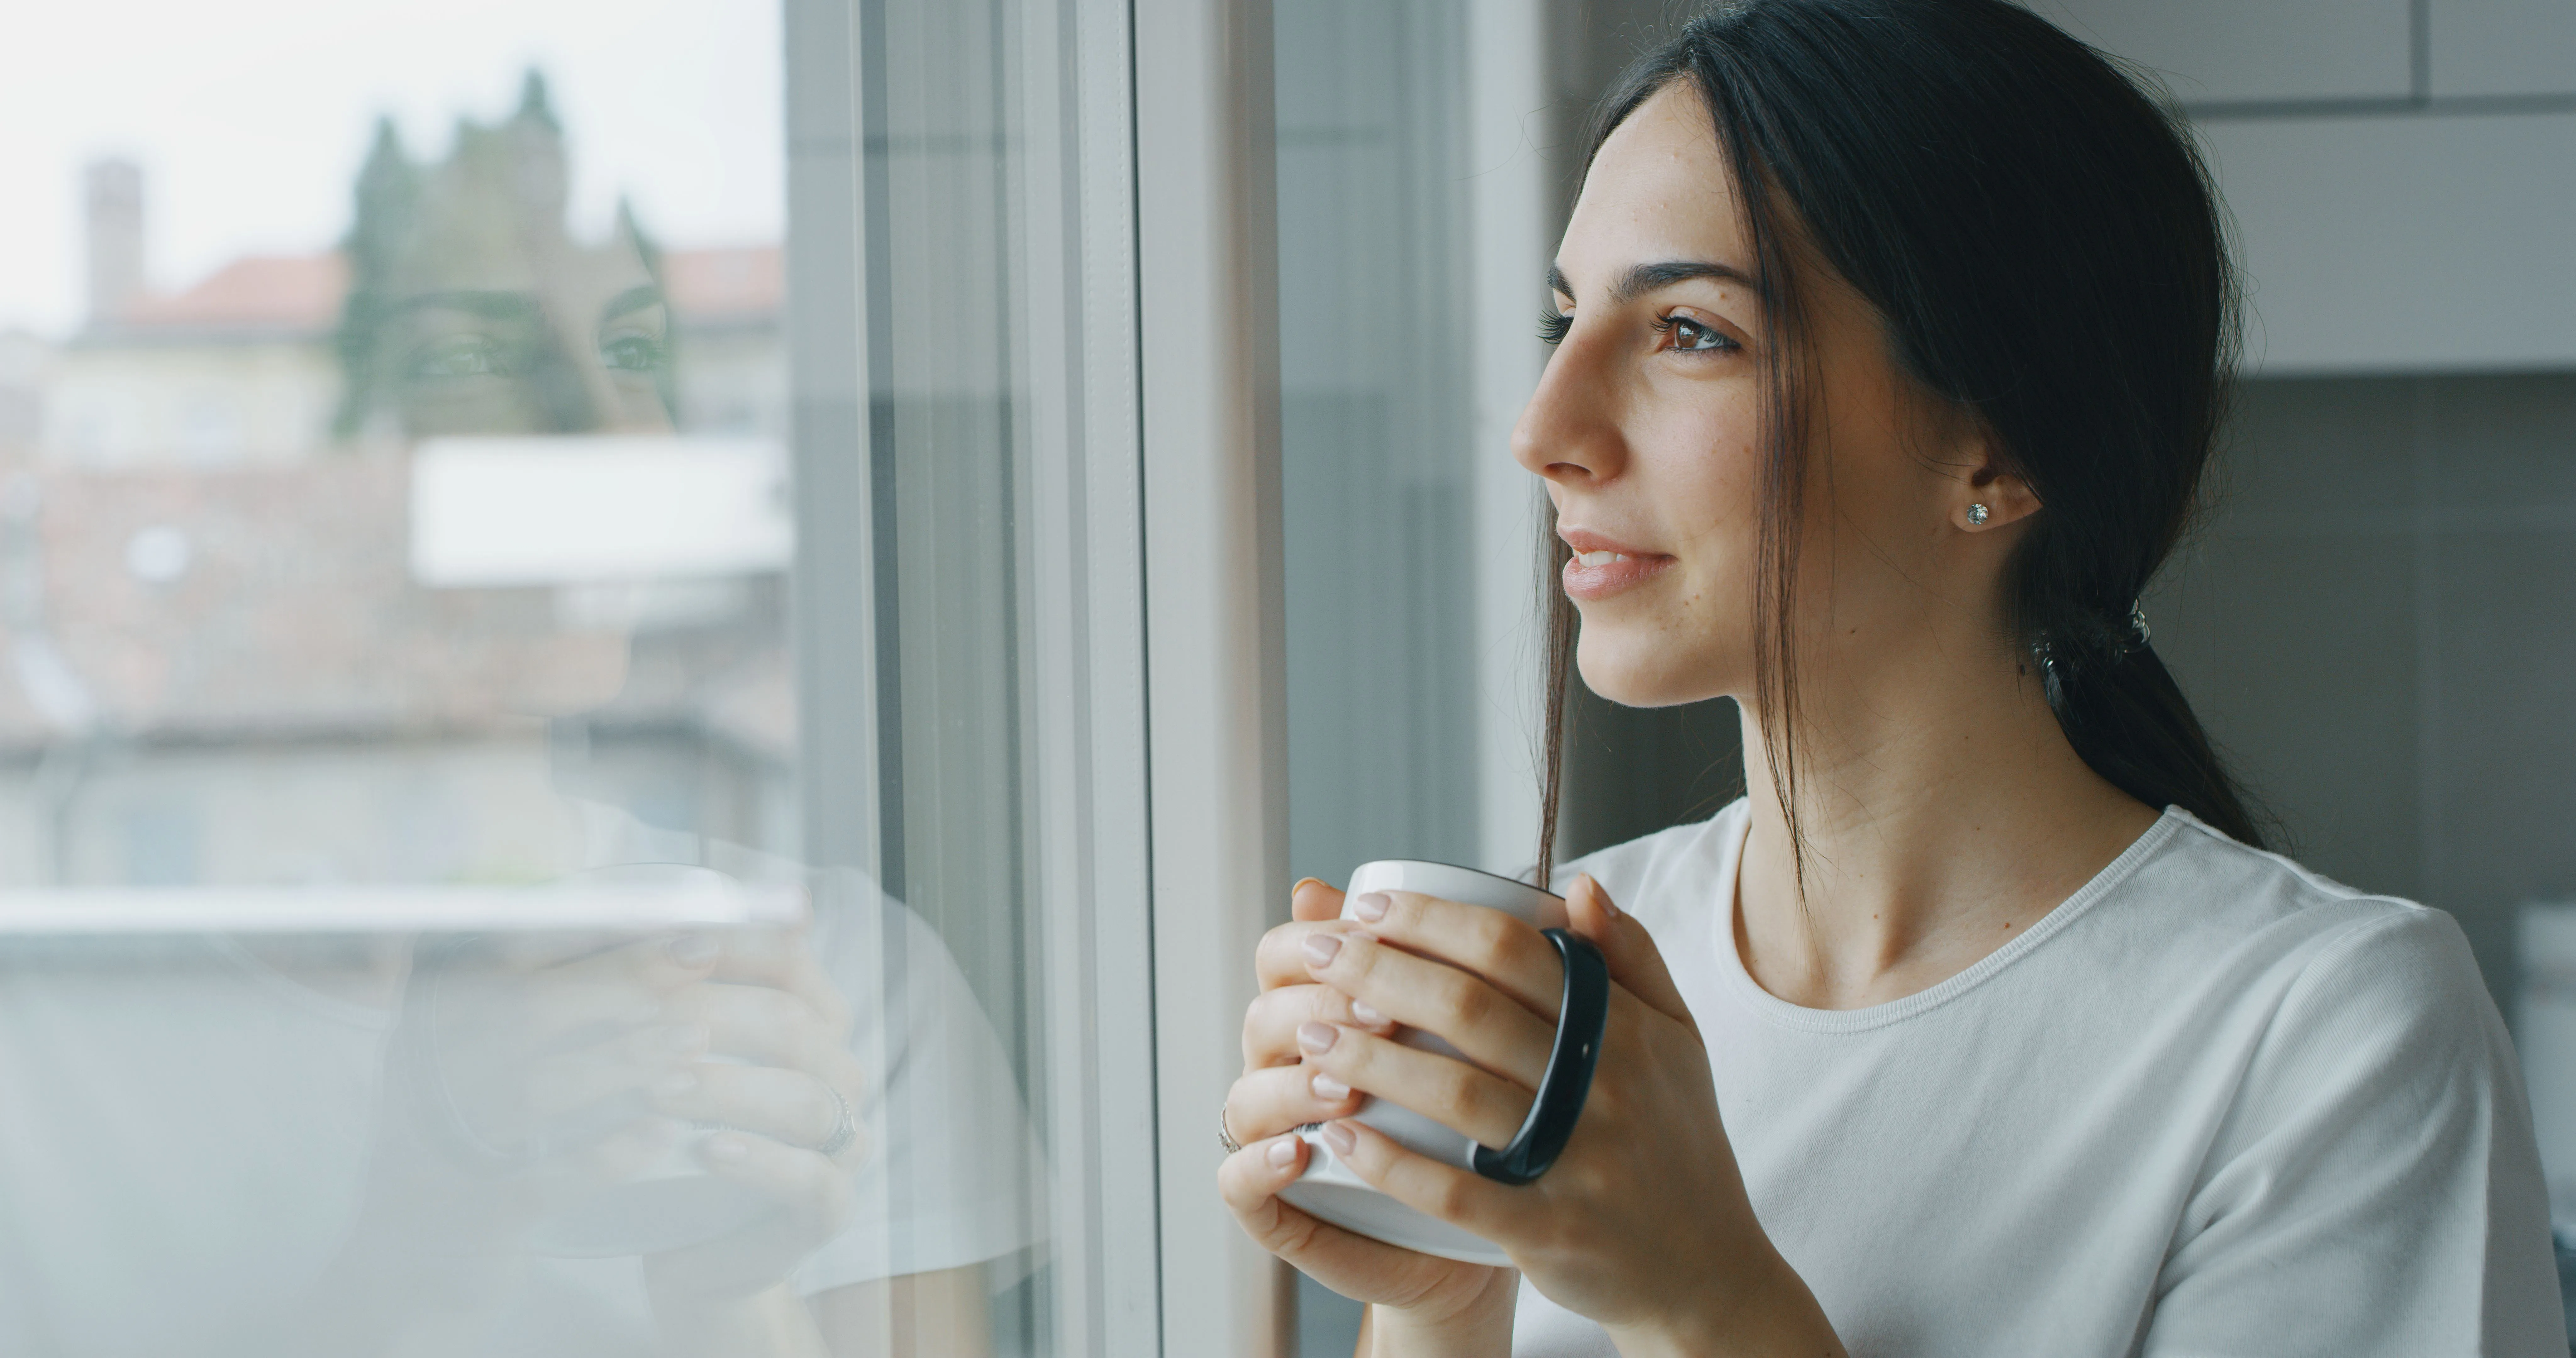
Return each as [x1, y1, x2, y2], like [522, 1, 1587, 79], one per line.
[0, 72, 795, 897]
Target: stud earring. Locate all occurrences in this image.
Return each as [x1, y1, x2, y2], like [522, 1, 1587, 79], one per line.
[1966, 503, 1990, 526]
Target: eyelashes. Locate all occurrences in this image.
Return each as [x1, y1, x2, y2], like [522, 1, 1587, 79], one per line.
[1537, 309, 1739, 354]
[1651, 313, 1738, 353]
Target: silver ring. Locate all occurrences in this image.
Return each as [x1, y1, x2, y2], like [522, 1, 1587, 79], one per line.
[816, 1088, 858, 1156]
[1218, 1102, 1244, 1156]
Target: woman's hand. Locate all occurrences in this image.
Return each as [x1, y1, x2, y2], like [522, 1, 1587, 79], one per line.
[1290, 877, 1845, 1357]
[402, 927, 870, 1353]
[408, 931, 734, 1208]
[640, 929, 871, 1340]
[1218, 879, 1522, 1350]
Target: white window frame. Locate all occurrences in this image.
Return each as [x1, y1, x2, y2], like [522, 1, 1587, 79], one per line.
[792, 0, 1293, 1350]
[796, 0, 1552, 1350]
[1134, 0, 1297, 1351]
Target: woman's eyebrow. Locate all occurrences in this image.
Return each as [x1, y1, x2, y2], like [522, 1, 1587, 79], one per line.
[598, 284, 667, 325]
[1546, 259, 1756, 305]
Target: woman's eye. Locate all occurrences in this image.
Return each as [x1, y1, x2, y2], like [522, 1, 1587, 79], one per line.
[1663, 316, 1734, 353]
[1538, 309, 1572, 346]
[600, 334, 669, 374]
[408, 336, 510, 380]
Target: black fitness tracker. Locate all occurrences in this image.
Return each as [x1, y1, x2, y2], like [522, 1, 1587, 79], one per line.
[1471, 927, 1610, 1185]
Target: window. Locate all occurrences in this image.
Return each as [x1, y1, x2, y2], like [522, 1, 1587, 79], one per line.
[0, 1, 1167, 1352]
[0, 0, 1567, 1351]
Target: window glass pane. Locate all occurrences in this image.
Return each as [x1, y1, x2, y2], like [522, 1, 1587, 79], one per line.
[1278, 0, 1481, 892]
[1273, 1, 1556, 1347]
[0, 2, 1125, 1352]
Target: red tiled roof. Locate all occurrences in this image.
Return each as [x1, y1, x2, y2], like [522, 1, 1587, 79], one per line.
[661, 246, 782, 320]
[120, 254, 350, 334]
[113, 245, 780, 336]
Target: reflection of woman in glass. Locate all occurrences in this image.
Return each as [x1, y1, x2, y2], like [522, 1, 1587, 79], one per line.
[168, 79, 1024, 1358]
[1223, 3, 2559, 1353]
[336, 83, 678, 442]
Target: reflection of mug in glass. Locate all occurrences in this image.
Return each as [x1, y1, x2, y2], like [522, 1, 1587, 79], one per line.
[1276, 860, 1563, 1266]
[399, 864, 820, 1258]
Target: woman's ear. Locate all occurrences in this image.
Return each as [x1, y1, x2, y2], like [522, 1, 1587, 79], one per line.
[1957, 443, 2041, 533]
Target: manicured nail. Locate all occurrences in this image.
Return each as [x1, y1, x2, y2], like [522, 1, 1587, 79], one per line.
[1349, 999, 1388, 1027]
[1320, 1120, 1358, 1157]
[1584, 875, 1619, 920]
[1302, 933, 1342, 969]
[652, 1070, 697, 1099]
[703, 1134, 750, 1164]
[667, 933, 719, 967]
[1296, 1021, 1338, 1055]
[1311, 1071, 1351, 1101]
[1265, 1137, 1299, 1168]
[1352, 892, 1390, 923]
[1290, 877, 1325, 899]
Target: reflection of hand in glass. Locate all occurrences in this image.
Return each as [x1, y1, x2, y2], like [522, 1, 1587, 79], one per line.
[393, 924, 884, 1354]
[636, 931, 878, 1316]
[412, 932, 723, 1187]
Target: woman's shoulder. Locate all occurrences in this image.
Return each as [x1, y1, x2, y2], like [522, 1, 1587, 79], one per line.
[2147, 809, 2456, 943]
[2128, 809, 2493, 1042]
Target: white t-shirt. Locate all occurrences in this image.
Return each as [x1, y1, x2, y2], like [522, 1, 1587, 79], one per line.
[1514, 801, 2563, 1356]
[0, 881, 1041, 1356]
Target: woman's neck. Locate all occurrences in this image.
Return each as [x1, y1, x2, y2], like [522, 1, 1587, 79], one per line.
[1729, 644, 2159, 1011]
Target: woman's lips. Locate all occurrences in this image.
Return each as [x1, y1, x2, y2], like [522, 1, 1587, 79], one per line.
[1558, 530, 1675, 601]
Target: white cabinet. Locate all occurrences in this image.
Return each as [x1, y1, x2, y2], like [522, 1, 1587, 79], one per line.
[2521, 905, 2576, 1229]
[2031, 0, 2414, 103]
[2201, 111, 2576, 372]
[2433, 0, 2576, 97]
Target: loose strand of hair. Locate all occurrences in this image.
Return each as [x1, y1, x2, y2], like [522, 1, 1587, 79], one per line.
[1709, 60, 1817, 904]
[1535, 514, 1578, 889]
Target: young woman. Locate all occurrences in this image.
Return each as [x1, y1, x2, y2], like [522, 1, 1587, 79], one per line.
[1219, 1, 2562, 1353]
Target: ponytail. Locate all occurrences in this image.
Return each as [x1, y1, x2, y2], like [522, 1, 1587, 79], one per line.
[2049, 639, 2267, 848]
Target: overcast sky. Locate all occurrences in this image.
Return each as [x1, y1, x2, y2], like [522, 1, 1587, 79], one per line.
[0, 0, 783, 338]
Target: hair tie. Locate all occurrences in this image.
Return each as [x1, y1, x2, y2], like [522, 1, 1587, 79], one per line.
[2034, 600, 2151, 707]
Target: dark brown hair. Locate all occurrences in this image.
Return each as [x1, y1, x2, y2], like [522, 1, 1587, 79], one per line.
[1533, 0, 2266, 888]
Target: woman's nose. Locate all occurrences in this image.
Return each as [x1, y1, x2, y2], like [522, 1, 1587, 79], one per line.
[1510, 327, 1624, 488]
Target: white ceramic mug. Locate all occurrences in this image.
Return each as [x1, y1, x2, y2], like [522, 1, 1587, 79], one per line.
[1275, 859, 1564, 1266]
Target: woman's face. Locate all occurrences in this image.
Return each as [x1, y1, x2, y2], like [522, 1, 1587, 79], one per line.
[1514, 84, 1980, 710]
[384, 233, 675, 439]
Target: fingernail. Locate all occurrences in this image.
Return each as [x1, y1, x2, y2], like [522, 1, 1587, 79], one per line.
[1296, 1021, 1338, 1055]
[667, 933, 719, 967]
[1290, 877, 1325, 898]
[1350, 999, 1388, 1027]
[1302, 933, 1342, 969]
[1320, 1120, 1358, 1157]
[652, 1070, 697, 1098]
[1265, 1137, 1299, 1168]
[1352, 892, 1390, 923]
[703, 1134, 749, 1164]
[1311, 1071, 1351, 1101]
[1585, 875, 1619, 920]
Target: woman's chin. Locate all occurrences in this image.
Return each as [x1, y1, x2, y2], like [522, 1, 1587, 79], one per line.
[1573, 633, 1731, 710]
